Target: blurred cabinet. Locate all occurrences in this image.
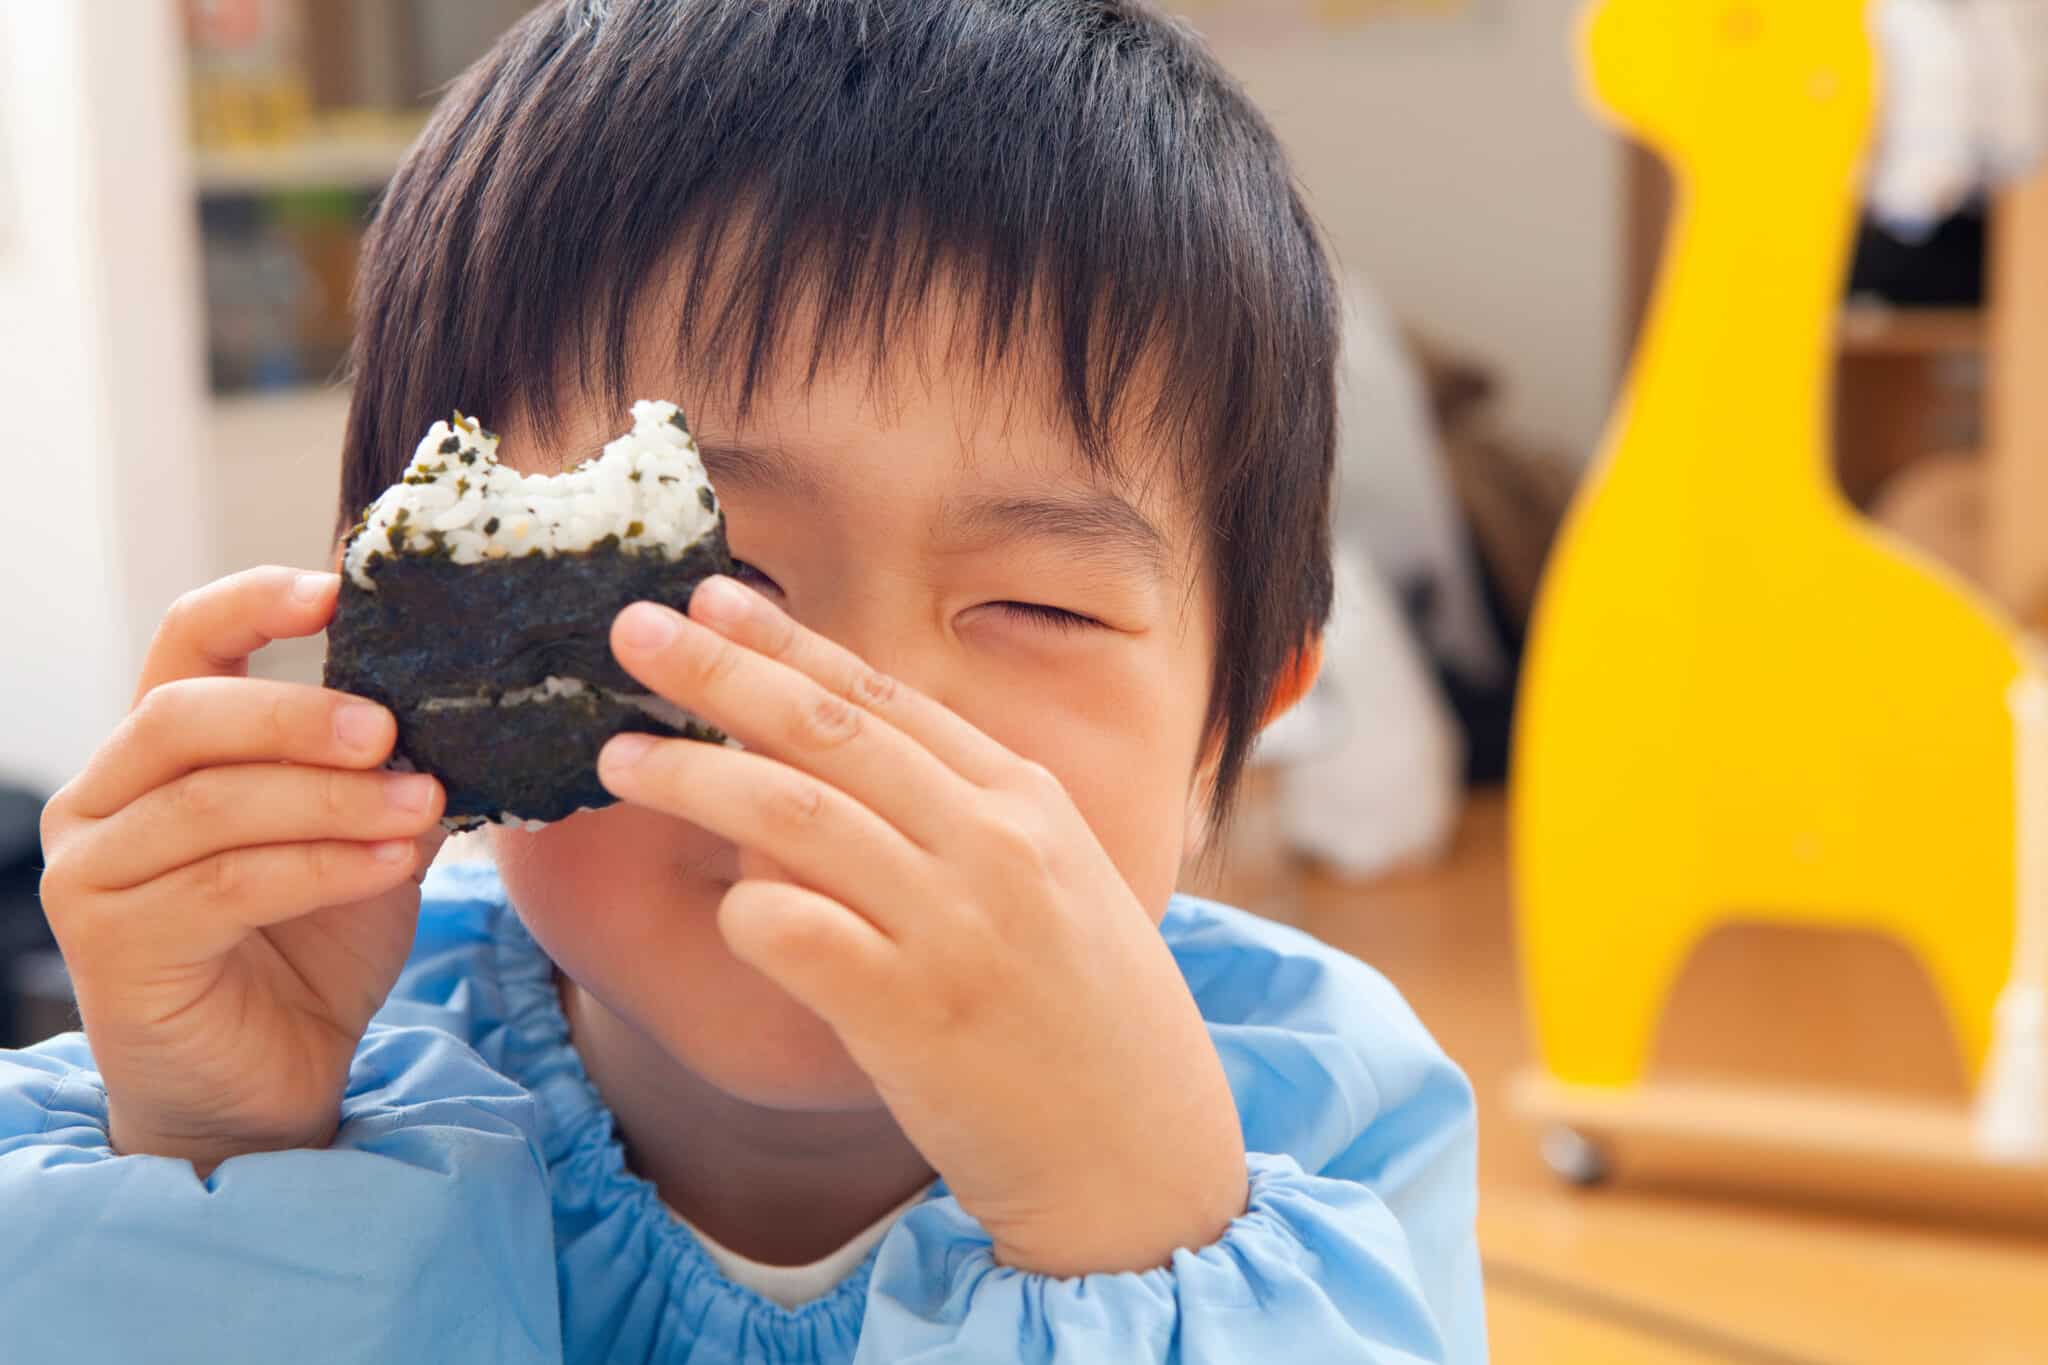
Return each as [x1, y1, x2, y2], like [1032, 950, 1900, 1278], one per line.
[184, 0, 529, 395]
[1988, 173, 2048, 627]
[183, 1, 530, 640]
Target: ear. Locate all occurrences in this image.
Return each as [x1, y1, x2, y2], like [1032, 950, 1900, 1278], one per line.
[1259, 635, 1324, 730]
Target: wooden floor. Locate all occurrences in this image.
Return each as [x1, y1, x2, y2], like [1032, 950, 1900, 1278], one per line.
[1259, 792, 2048, 1365]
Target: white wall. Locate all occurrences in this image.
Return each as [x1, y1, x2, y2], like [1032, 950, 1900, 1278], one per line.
[0, 4, 208, 795]
[1210, 0, 1621, 459]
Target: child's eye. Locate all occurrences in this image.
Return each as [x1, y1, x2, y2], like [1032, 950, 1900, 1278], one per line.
[730, 559, 783, 596]
[993, 601, 1101, 631]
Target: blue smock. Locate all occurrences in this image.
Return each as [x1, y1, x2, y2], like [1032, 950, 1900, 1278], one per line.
[0, 861, 1485, 1362]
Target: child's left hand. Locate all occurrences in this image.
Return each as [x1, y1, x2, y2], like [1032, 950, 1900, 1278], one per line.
[597, 578, 1248, 1277]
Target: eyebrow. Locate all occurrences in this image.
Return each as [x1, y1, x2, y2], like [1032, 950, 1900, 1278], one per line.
[690, 440, 829, 501]
[940, 490, 1170, 575]
[693, 439, 1170, 575]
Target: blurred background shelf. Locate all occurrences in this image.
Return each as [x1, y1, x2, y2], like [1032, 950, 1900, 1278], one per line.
[194, 125, 419, 194]
[186, 0, 525, 396]
[1838, 303, 1986, 356]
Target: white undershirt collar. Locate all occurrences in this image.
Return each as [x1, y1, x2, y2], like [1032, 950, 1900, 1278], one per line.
[669, 1187, 930, 1311]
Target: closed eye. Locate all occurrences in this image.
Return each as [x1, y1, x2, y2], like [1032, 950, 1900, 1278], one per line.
[993, 601, 1102, 631]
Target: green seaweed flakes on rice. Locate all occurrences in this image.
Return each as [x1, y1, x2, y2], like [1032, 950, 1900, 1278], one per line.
[325, 400, 734, 830]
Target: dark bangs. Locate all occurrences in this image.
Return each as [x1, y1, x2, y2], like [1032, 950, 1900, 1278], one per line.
[341, 0, 1338, 825]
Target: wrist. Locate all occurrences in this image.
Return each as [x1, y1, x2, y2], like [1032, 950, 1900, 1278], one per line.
[989, 1142, 1249, 1278]
[106, 1102, 340, 1179]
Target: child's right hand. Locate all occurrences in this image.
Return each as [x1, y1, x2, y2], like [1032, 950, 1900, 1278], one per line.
[36, 567, 446, 1175]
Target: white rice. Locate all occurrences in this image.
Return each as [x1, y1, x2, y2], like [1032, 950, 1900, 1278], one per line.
[344, 398, 719, 590]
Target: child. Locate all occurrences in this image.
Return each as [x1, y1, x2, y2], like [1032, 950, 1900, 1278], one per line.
[6, 1, 1484, 1360]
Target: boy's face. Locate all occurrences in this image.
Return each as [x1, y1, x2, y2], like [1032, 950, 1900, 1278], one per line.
[488, 307, 1218, 1109]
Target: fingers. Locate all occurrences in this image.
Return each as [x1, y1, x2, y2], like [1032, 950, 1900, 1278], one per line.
[716, 879, 900, 1033]
[136, 566, 340, 701]
[608, 595, 974, 847]
[61, 677, 396, 820]
[54, 838, 422, 968]
[69, 764, 443, 890]
[597, 733, 925, 938]
[410, 825, 451, 884]
[687, 577, 1023, 786]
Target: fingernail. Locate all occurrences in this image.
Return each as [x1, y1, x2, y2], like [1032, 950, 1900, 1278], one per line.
[619, 602, 681, 651]
[336, 701, 388, 751]
[371, 839, 412, 864]
[693, 575, 748, 626]
[603, 732, 657, 768]
[294, 571, 338, 603]
[385, 773, 435, 812]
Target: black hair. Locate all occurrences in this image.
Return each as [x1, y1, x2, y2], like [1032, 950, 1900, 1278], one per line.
[342, 0, 1338, 827]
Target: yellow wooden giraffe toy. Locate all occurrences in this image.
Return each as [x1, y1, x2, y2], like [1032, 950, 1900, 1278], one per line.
[1514, 0, 2026, 1090]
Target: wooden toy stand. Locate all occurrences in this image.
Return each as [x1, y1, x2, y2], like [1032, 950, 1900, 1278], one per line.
[1510, 0, 2048, 1223]
[1513, 1075, 2048, 1227]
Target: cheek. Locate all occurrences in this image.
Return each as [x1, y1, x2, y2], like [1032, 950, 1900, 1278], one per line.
[487, 805, 881, 1108]
[491, 804, 727, 949]
[959, 646, 1212, 918]
[489, 806, 727, 1016]
[1062, 762, 1188, 914]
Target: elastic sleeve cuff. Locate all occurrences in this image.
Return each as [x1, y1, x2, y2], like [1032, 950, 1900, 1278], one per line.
[5, 1024, 545, 1171]
[857, 1151, 1449, 1364]
[0, 1025, 561, 1363]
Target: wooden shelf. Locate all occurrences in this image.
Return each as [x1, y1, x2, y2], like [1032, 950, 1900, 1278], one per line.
[1838, 304, 1986, 357]
[193, 128, 417, 194]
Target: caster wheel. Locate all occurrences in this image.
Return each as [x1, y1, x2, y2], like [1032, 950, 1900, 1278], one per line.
[1540, 1125, 1611, 1187]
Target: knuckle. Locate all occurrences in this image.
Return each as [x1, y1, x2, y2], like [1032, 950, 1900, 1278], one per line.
[925, 975, 983, 1033]
[144, 676, 218, 734]
[320, 767, 354, 821]
[198, 848, 244, 904]
[690, 635, 744, 690]
[38, 788, 75, 850]
[36, 858, 79, 919]
[264, 689, 301, 752]
[171, 769, 229, 823]
[1010, 758, 1067, 802]
[982, 802, 1053, 875]
[762, 775, 827, 832]
[160, 587, 207, 641]
[848, 665, 898, 711]
[43, 891, 106, 959]
[303, 840, 347, 888]
[128, 680, 184, 740]
[796, 689, 863, 749]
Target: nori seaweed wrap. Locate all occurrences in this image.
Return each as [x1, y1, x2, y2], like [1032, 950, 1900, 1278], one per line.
[325, 401, 731, 829]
